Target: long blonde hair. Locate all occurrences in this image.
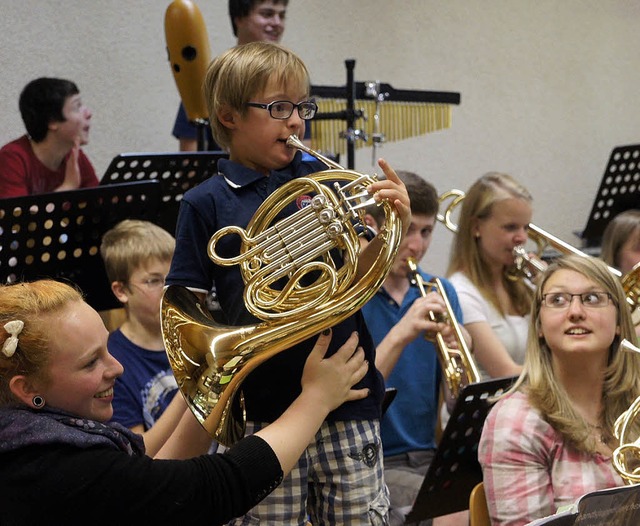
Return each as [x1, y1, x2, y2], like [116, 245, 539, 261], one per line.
[510, 255, 640, 453]
[447, 172, 533, 316]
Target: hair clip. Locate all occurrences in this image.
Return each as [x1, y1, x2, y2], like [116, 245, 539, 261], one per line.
[2, 320, 24, 358]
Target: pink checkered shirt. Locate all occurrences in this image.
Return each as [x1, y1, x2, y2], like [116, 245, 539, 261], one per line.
[478, 391, 624, 526]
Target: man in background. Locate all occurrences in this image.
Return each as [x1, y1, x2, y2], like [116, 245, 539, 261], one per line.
[171, 0, 288, 151]
[0, 77, 97, 197]
[362, 171, 470, 526]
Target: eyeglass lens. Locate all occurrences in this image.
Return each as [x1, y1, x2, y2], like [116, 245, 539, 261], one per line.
[542, 292, 611, 308]
[270, 101, 316, 119]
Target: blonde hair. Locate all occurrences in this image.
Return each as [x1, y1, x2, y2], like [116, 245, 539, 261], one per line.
[203, 41, 310, 150]
[510, 255, 640, 453]
[0, 280, 83, 406]
[100, 220, 175, 284]
[600, 209, 640, 270]
[447, 172, 534, 316]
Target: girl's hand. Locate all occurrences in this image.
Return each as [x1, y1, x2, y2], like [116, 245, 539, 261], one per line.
[301, 330, 369, 413]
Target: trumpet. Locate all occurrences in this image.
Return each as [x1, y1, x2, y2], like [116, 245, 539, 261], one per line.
[407, 257, 480, 398]
[507, 244, 546, 282]
[161, 135, 402, 446]
[437, 188, 640, 312]
[613, 339, 640, 484]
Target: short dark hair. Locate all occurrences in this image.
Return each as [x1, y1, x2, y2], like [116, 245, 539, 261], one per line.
[397, 171, 439, 217]
[228, 0, 289, 36]
[18, 77, 79, 143]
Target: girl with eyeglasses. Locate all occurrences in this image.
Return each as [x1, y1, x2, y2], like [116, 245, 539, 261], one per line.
[478, 255, 640, 526]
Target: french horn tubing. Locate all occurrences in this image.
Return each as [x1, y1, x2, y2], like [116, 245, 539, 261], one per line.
[407, 257, 480, 398]
[613, 339, 640, 484]
[161, 134, 403, 446]
[437, 189, 640, 312]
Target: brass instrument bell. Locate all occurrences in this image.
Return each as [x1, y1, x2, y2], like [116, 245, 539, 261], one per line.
[161, 135, 403, 446]
[613, 339, 640, 484]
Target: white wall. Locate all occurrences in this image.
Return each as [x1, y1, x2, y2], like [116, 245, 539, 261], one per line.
[1, 1, 638, 275]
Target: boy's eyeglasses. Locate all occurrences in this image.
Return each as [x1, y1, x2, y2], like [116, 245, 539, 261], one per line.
[541, 291, 612, 309]
[246, 100, 318, 120]
[128, 276, 166, 291]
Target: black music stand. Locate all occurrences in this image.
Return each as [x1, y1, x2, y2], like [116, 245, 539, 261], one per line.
[580, 143, 640, 248]
[382, 387, 398, 417]
[0, 181, 161, 312]
[404, 376, 517, 524]
[100, 151, 228, 235]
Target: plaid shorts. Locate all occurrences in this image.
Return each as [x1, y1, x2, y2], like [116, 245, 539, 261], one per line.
[227, 419, 390, 525]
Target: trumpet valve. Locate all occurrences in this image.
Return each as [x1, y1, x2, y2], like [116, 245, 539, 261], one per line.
[428, 311, 449, 324]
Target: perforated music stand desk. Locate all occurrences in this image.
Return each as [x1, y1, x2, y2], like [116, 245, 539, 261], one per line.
[100, 151, 228, 235]
[580, 143, 640, 248]
[0, 181, 161, 312]
[404, 376, 517, 524]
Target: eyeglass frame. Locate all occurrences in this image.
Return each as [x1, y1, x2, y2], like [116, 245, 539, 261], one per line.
[245, 100, 318, 120]
[125, 276, 166, 292]
[540, 291, 613, 309]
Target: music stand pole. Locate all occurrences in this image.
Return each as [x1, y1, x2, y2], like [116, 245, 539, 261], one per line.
[194, 118, 210, 151]
[346, 59, 356, 169]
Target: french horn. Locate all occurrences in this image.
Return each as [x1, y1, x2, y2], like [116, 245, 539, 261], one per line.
[161, 135, 403, 446]
[613, 339, 640, 484]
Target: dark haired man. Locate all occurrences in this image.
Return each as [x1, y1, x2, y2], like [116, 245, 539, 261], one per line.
[0, 77, 97, 198]
[362, 171, 471, 526]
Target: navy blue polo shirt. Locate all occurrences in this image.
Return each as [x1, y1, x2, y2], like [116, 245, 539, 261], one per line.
[167, 152, 385, 422]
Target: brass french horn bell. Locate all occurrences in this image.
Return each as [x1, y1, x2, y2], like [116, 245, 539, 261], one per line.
[161, 134, 403, 446]
[613, 339, 640, 484]
[407, 257, 480, 398]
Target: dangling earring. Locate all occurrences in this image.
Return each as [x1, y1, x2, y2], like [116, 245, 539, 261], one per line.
[32, 395, 45, 408]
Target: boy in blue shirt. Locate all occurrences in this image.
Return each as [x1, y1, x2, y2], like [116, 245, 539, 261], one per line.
[167, 41, 410, 524]
[100, 219, 196, 457]
[362, 172, 470, 526]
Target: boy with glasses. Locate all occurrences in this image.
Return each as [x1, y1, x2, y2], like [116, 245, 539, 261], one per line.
[166, 41, 411, 524]
[100, 219, 187, 457]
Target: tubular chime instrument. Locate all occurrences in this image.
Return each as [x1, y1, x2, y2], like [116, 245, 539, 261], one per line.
[160, 135, 403, 446]
[310, 60, 461, 169]
[613, 339, 640, 484]
[407, 257, 480, 398]
[437, 189, 640, 313]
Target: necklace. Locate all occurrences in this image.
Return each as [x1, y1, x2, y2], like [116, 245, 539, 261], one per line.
[587, 423, 608, 445]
